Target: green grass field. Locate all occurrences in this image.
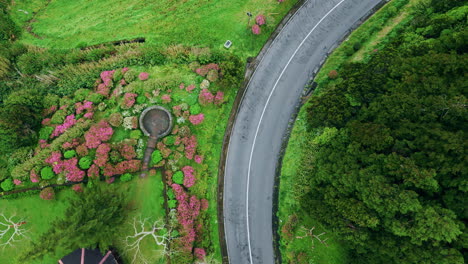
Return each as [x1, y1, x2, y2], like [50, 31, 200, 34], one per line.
[0, 189, 75, 264]
[277, 0, 415, 262]
[10, 0, 297, 58]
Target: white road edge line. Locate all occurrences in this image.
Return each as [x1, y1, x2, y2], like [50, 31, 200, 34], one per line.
[245, 0, 347, 263]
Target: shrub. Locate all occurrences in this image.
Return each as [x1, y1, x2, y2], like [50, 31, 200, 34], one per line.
[120, 173, 133, 182]
[74, 89, 91, 102]
[255, 14, 266, 25]
[41, 166, 55, 180]
[353, 42, 362, 51]
[50, 110, 67, 124]
[130, 130, 142, 139]
[123, 69, 138, 82]
[38, 126, 53, 140]
[328, 70, 339, 80]
[172, 171, 184, 184]
[108, 112, 123, 127]
[164, 136, 175, 146]
[252, 24, 261, 35]
[64, 150, 76, 159]
[151, 150, 163, 165]
[78, 156, 92, 169]
[189, 104, 202, 115]
[168, 199, 177, 209]
[138, 72, 149, 81]
[1, 178, 14, 191]
[136, 95, 147, 104]
[85, 93, 104, 104]
[39, 187, 55, 200]
[167, 188, 175, 199]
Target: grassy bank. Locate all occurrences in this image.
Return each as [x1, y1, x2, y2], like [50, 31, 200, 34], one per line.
[277, 0, 416, 262]
[9, 0, 297, 58]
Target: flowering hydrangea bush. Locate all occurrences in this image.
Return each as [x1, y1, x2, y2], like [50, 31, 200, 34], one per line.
[51, 114, 77, 138]
[252, 24, 261, 35]
[256, 14, 266, 25]
[40, 187, 55, 200]
[189, 113, 204, 125]
[122, 93, 138, 109]
[198, 89, 214, 105]
[138, 72, 149, 81]
[182, 166, 195, 188]
[85, 120, 113, 148]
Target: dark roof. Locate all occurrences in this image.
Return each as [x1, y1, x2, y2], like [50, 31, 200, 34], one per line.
[59, 248, 117, 264]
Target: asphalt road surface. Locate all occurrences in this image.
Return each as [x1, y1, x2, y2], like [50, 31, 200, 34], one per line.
[223, 0, 384, 263]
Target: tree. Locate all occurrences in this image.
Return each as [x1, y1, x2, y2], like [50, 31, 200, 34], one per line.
[0, 212, 28, 248]
[20, 185, 127, 261]
[123, 217, 169, 264]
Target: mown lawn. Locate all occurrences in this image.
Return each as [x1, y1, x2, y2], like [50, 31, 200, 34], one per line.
[10, 0, 297, 57]
[0, 189, 75, 264]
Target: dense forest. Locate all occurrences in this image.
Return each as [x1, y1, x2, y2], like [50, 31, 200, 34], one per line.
[294, 0, 467, 263]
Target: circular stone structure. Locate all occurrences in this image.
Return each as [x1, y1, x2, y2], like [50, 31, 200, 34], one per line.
[139, 106, 172, 137]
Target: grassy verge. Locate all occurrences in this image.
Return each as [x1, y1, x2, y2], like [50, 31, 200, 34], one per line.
[313, 0, 413, 93]
[277, 0, 417, 262]
[9, 0, 297, 58]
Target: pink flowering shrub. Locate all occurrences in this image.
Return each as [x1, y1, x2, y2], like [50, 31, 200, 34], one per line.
[195, 63, 220, 77]
[75, 101, 93, 114]
[214, 91, 224, 105]
[138, 72, 149, 81]
[51, 114, 77, 137]
[201, 199, 209, 211]
[100, 70, 115, 87]
[13, 179, 22, 186]
[88, 164, 100, 179]
[161, 94, 171, 103]
[172, 184, 201, 251]
[42, 118, 51, 126]
[63, 158, 85, 182]
[122, 93, 138, 109]
[182, 166, 195, 188]
[198, 89, 214, 105]
[84, 112, 94, 119]
[85, 120, 113, 148]
[189, 114, 204, 125]
[256, 14, 266, 25]
[72, 184, 84, 192]
[40, 187, 55, 200]
[30, 169, 40, 183]
[186, 84, 196, 92]
[252, 24, 261, 35]
[194, 248, 206, 260]
[94, 143, 111, 167]
[39, 139, 49, 149]
[179, 83, 185, 89]
[194, 155, 204, 164]
[119, 144, 136, 160]
[45, 151, 63, 174]
[122, 67, 129, 74]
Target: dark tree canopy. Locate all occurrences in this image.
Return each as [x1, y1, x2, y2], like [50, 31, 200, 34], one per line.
[299, 2, 467, 263]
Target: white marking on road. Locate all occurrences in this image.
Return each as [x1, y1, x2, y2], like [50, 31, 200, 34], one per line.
[245, 0, 348, 263]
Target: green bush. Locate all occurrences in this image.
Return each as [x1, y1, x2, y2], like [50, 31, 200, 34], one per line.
[1, 178, 14, 191]
[189, 104, 202, 115]
[167, 188, 175, 199]
[64, 150, 76, 159]
[123, 69, 138, 82]
[164, 135, 175, 146]
[171, 229, 179, 238]
[120, 173, 133, 182]
[41, 166, 55, 180]
[86, 93, 104, 104]
[74, 88, 91, 102]
[172, 171, 183, 184]
[168, 199, 177, 209]
[130, 130, 142, 139]
[79, 156, 92, 169]
[50, 110, 66, 124]
[151, 150, 162, 165]
[136, 95, 147, 104]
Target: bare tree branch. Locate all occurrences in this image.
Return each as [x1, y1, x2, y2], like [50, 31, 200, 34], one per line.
[0, 212, 29, 249]
[123, 217, 169, 264]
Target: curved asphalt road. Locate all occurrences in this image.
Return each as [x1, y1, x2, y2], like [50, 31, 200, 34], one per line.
[223, 0, 384, 263]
